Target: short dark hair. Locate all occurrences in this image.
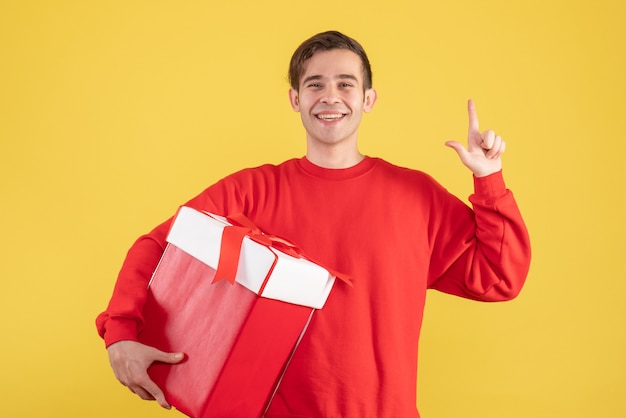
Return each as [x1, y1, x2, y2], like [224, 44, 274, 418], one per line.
[288, 30, 373, 92]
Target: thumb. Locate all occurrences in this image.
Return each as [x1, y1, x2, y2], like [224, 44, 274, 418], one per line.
[445, 140, 468, 158]
[150, 348, 185, 364]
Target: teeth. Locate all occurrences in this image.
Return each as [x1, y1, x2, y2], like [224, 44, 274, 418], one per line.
[317, 114, 344, 120]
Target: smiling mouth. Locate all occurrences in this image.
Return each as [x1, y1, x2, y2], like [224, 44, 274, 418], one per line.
[315, 113, 346, 121]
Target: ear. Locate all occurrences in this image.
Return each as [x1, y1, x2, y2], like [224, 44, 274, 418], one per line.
[363, 88, 377, 113]
[289, 88, 300, 112]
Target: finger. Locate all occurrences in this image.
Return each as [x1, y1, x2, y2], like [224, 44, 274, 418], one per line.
[129, 385, 156, 401]
[150, 348, 185, 365]
[445, 140, 469, 161]
[481, 130, 495, 150]
[130, 375, 171, 409]
[489, 137, 506, 159]
[122, 363, 172, 409]
[485, 135, 504, 159]
[485, 134, 499, 158]
[467, 99, 480, 136]
[445, 140, 464, 151]
[141, 379, 172, 410]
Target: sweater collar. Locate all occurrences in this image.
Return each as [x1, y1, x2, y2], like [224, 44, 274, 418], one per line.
[296, 156, 377, 180]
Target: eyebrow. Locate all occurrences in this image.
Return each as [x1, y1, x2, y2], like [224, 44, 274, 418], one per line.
[302, 74, 359, 85]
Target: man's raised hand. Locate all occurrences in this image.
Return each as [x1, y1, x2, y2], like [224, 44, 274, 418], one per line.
[445, 99, 505, 177]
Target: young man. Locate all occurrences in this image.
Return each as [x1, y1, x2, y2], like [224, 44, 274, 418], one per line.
[96, 31, 531, 417]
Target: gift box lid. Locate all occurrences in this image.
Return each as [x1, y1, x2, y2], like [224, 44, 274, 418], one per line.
[165, 206, 336, 309]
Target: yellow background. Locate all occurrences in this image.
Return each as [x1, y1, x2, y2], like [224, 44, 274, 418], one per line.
[1, 0, 624, 416]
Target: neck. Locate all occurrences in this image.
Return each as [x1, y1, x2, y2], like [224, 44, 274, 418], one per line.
[306, 144, 364, 169]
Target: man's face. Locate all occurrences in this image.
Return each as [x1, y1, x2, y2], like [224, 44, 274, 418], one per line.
[289, 49, 376, 151]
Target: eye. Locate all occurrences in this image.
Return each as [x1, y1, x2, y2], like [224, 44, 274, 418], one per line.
[340, 82, 353, 88]
[307, 83, 322, 88]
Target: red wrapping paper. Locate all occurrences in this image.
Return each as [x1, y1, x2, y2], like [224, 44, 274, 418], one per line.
[140, 245, 314, 418]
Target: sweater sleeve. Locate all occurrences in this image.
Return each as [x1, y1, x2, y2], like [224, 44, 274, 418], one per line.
[95, 176, 247, 347]
[426, 170, 531, 301]
[95, 222, 170, 347]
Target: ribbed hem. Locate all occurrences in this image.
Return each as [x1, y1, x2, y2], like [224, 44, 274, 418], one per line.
[102, 317, 140, 347]
[473, 170, 507, 200]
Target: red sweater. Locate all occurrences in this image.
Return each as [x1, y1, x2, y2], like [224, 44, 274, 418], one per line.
[96, 157, 531, 418]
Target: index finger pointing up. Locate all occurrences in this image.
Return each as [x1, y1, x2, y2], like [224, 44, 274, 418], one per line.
[467, 99, 480, 135]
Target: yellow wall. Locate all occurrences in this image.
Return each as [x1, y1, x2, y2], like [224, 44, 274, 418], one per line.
[1, 0, 624, 416]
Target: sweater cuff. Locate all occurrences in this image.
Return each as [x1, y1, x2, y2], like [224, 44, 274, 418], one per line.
[102, 317, 140, 348]
[473, 170, 507, 201]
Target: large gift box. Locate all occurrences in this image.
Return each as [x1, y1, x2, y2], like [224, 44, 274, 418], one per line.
[138, 206, 343, 418]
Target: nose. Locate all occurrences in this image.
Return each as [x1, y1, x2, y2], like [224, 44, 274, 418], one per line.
[320, 85, 341, 104]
